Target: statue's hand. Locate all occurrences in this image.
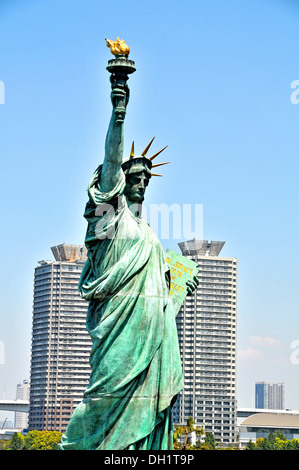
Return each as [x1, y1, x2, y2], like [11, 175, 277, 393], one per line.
[110, 87, 126, 109]
[109, 85, 128, 124]
[186, 275, 199, 296]
[110, 75, 130, 109]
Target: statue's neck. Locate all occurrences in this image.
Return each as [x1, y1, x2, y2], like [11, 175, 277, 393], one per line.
[126, 199, 143, 218]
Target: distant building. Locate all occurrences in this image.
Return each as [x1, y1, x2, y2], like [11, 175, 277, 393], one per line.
[255, 382, 285, 410]
[172, 239, 238, 445]
[28, 243, 92, 432]
[14, 380, 30, 430]
[237, 407, 299, 447]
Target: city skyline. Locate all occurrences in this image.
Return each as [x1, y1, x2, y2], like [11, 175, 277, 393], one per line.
[0, 0, 299, 421]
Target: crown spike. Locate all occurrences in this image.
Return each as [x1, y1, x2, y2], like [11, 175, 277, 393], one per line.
[141, 137, 155, 156]
[130, 141, 135, 158]
[149, 145, 168, 161]
[151, 161, 170, 168]
[151, 173, 163, 177]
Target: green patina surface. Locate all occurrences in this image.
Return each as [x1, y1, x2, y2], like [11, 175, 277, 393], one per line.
[59, 50, 198, 451]
[59, 168, 184, 450]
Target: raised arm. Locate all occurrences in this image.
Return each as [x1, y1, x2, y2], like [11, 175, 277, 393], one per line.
[99, 80, 129, 193]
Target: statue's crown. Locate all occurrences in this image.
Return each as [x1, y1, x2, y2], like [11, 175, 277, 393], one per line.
[121, 138, 169, 177]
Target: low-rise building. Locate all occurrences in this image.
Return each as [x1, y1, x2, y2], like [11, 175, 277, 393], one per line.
[237, 408, 299, 447]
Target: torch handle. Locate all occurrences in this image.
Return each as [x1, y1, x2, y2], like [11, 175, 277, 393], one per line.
[110, 72, 129, 124]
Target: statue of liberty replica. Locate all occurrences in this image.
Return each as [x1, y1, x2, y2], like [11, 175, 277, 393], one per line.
[59, 38, 198, 450]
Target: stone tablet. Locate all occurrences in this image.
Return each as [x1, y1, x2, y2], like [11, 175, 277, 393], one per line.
[166, 249, 199, 313]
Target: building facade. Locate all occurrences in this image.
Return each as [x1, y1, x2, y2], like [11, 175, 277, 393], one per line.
[14, 379, 30, 430]
[255, 382, 285, 410]
[28, 244, 92, 432]
[172, 239, 238, 445]
[237, 408, 299, 446]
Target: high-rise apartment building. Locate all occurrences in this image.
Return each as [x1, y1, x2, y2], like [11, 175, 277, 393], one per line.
[255, 382, 285, 410]
[15, 379, 30, 430]
[28, 243, 92, 432]
[172, 239, 238, 445]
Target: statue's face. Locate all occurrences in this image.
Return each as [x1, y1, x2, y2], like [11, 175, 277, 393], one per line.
[124, 171, 150, 203]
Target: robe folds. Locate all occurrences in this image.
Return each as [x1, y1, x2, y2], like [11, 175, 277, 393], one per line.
[59, 166, 183, 450]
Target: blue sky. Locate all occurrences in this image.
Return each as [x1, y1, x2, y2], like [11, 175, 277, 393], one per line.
[0, 0, 298, 419]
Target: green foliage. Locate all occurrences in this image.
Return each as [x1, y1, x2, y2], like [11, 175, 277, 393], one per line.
[173, 416, 205, 450]
[245, 439, 256, 450]
[245, 431, 299, 450]
[4, 430, 63, 450]
[174, 420, 299, 451]
[7, 432, 25, 450]
[29, 430, 62, 450]
[274, 430, 288, 441]
[204, 431, 216, 450]
[173, 416, 240, 450]
[0, 440, 8, 450]
[23, 430, 39, 450]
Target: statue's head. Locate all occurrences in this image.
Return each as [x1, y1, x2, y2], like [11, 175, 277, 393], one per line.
[122, 138, 169, 204]
[124, 166, 151, 203]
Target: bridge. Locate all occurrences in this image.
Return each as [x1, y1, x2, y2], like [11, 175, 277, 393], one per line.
[0, 400, 29, 413]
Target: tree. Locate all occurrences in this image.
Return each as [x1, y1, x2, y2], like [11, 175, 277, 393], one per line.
[0, 440, 8, 450]
[244, 434, 299, 451]
[173, 417, 204, 450]
[255, 437, 268, 450]
[289, 439, 299, 450]
[204, 432, 216, 450]
[173, 425, 184, 450]
[8, 432, 25, 450]
[274, 437, 288, 450]
[23, 430, 39, 450]
[3, 430, 63, 450]
[183, 417, 195, 449]
[27, 431, 62, 450]
[245, 440, 256, 450]
[274, 430, 287, 441]
[197, 443, 211, 450]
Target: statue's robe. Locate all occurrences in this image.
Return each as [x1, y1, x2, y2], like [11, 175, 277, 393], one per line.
[59, 166, 183, 450]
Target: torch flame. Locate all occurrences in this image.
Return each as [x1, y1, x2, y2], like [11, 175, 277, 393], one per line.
[105, 37, 130, 56]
